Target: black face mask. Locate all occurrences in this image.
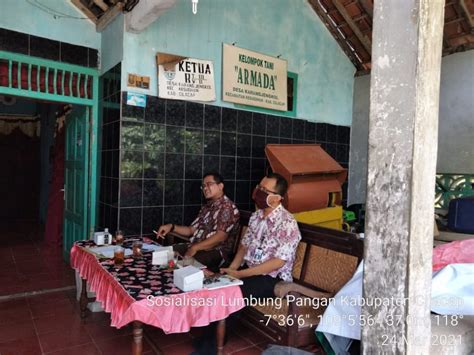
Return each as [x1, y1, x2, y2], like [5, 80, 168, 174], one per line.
[252, 187, 269, 209]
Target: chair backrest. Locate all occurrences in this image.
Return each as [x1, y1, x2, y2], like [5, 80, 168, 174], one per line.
[292, 223, 363, 293]
[236, 210, 363, 294]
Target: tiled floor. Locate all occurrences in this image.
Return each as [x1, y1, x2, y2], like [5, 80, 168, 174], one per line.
[0, 288, 273, 355]
[0, 222, 320, 354]
[0, 221, 75, 297]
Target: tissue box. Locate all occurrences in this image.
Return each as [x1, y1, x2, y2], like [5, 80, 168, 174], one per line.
[151, 246, 173, 265]
[93, 232, 111, 245]
[173, 266, 204, 292]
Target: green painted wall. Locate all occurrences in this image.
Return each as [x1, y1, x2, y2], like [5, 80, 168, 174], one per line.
[1, 0, 100, 49]
[122, 0, 355, 125]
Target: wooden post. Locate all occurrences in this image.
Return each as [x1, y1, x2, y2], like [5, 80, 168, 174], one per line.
[80, 278, 88, 318]
[362, 0, 445, 354]
[132, 321, 143, 355]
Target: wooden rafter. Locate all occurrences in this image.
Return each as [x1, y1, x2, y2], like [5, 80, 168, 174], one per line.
[459, 0, 474, 27]
[70, 0, 98, 23]
[331, 0, 372, 54]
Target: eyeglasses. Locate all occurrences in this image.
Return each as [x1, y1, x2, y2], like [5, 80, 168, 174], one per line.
[255, 184, 279, 195]
[200, 181, 218, 190]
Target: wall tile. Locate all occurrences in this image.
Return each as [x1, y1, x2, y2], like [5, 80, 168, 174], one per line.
[224, 180, 236, 202]
[164, 180, 184, 206]
[237, 111, 252, 134]
[280, 117, 293, 138]
[266, 115, 280, 137]
[251, 158, 265, 181]
[60, 42, 88, 66]
[119, 208, 142, 236]
[30, 35, 59, 61]
[165, 153, 184, 179]
[236, 157, 251, 180]
[0, 28, 28, 55]
[165, 126, 185, 153]
[122, 121, 144, 150]
[236, 134, 251, 157]
[204, 131, 220, 155]
[143, 207, 163, 234]
[252, 113, 266, 136]
[204, 105, 221, 130]
[185, 180, 203, 205]
[122, 101, 145, 121]
[327, 124, 337, 143]
[143, 180, 164, 207]
[166, 100, 185, 126]
[304, 121, 316, 141]
[251, 135, 266, 158]
[164, 206, 183, 225]
[220, 132, 237, 156]
[185, 128, 203, 154]
[120, 179, 143, 207]
[186, 102, 204, 128]
[292, 119, 305, 140]
[145, 96, 165, 124]
[316, 123, 327, 142]
[204, 155, 220, 174]
[144, 123, 165, 151]
[121, 150, 143, 178]
[236, 181, 251, 204]
[222, 108, 237, 132]
[185, 154, 203, 179]
[183, 205, 201, 225]
[337, 126, 350, 145]
[144, 151, 164, 179]
[220, 156, 236, 181]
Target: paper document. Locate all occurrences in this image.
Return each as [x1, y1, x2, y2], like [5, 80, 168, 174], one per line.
[176, 258, 207, 269]
[203, 274, 243, 290]
[88, 246, 132, 258]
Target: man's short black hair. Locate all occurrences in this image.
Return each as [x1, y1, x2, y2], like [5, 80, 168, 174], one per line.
[203, 172, 224, 185]
[266, 172, 288, 196]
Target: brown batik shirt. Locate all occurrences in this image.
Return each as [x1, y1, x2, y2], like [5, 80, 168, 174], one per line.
[190, 195, 240, 260]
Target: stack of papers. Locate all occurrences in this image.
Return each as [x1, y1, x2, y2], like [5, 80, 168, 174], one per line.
[88, 246, 132, 258]
[203, 274, 243, 290]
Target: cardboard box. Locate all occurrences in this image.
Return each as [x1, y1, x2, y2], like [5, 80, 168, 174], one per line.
[173, 266, 204, 292]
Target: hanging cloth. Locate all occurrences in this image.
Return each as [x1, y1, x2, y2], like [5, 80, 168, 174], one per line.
[44, 120, 65, 246]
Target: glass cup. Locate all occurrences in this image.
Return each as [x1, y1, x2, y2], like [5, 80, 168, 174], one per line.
[115, 230, 124, 245]
[132, 241, 142, 257]
[114, 246, 125, 266]
[183, 255, 194, 267]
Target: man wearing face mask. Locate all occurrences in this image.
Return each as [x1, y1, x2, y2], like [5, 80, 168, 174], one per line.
[221, 172, 301, 299]
[192, 173, 301, 355]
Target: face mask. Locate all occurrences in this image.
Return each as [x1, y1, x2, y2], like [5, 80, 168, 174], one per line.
[252, 187, 269, 209]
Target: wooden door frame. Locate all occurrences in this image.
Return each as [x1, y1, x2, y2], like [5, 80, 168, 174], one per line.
[0, 50, 100, 241]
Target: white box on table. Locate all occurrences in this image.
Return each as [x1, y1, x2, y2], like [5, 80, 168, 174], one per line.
[151, 246, 173, 265]
[173, 266, 204, 291]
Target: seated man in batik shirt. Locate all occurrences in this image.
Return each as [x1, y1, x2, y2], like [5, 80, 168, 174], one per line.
[156, 172, 240, 271]
[221, 171, 301, 298]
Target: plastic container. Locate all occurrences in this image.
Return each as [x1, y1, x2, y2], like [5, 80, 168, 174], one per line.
[448, 196, 474, 234]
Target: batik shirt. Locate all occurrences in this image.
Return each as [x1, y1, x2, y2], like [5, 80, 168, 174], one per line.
[241, 204, 301, 282]
[190, 195, 240, 259]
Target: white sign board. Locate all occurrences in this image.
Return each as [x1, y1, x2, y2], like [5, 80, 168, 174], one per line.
[158, 57, 216, 102]
[222, 43, 287, 111]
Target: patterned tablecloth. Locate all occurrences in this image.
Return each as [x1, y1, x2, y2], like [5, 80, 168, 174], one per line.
[71, 239, 244, 333]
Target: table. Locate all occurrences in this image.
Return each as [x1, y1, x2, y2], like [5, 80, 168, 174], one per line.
[70, 240, 244, 355]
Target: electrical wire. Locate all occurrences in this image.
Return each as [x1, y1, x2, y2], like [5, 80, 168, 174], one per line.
[26, 0, 92, 20]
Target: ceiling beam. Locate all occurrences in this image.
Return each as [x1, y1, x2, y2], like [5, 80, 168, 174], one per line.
[307, 0, 364, 70]
[459, 0, 474, 27]
[96, 3, 123, 32]
[357, 0, 373, 19]
[70, 0, 97, 23]
[331, 0, 372, 54]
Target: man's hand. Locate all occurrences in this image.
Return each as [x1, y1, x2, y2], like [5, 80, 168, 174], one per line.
[184, 245, 197, 257]
[220, 267, 242, 279]
[155, 224, 173, 239]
